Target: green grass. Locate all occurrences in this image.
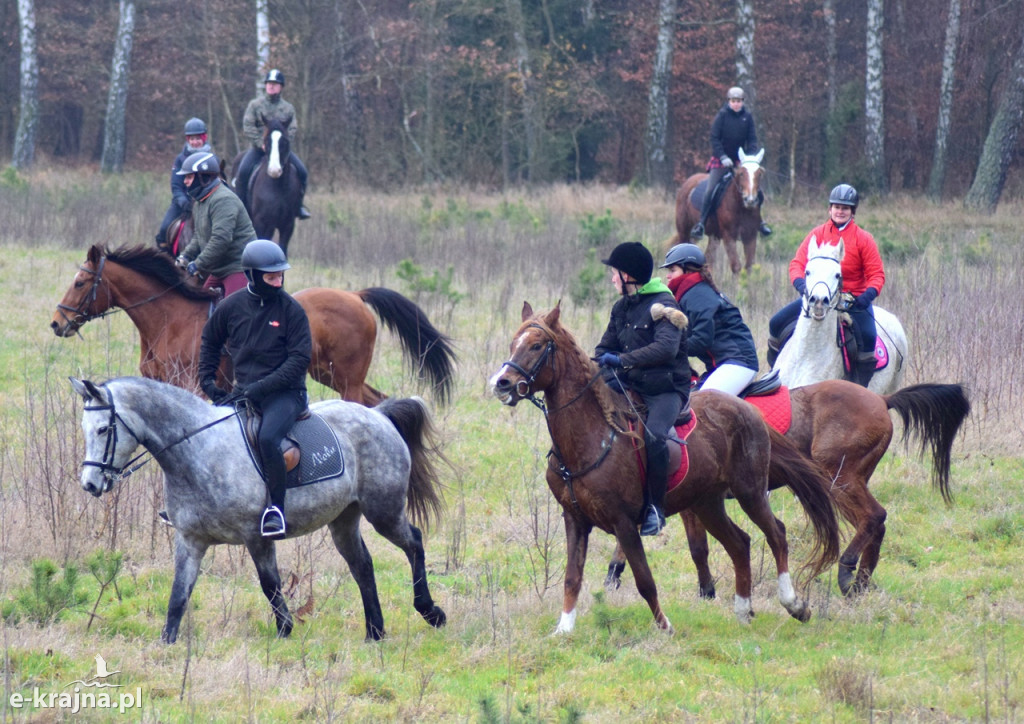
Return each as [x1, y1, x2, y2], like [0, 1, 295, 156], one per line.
[0, 173, 1022, 721]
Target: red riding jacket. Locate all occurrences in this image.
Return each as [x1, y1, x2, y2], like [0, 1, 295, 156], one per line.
[788, 219, 885, 296]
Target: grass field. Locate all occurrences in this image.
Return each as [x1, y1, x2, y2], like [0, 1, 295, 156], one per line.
[0, 169, 1021, 722]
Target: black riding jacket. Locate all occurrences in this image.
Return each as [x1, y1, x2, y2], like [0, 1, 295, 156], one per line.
[710, 103, 759, 163]
[675, 277, 759, 373]
[198, 285, 311, 396]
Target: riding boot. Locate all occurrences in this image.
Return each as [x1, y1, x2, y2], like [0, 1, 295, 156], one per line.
[766, 336, 782, 369]
[261, 454, 288, 539]
[855, 352, 877, 389]
[640, 438, 670, 536]
[298, 184, 311, 220]
[759, 220, 773, 236]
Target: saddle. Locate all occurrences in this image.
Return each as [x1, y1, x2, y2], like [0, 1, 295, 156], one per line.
[688, 171, 733, 219]
[736, 370, 792, 434]
[776, 302, 890, 382]
[622, 391, 697, 493]
[238, 405, 345, 488]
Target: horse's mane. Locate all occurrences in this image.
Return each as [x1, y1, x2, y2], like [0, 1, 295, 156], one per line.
[98, 245, 221, 302]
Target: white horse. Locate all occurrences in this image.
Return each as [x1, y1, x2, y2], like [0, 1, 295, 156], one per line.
[71, 376, 447, 644]
[773, 238, 908, 395]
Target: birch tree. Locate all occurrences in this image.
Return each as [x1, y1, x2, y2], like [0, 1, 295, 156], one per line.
[12, 0, 38, 170]
[100, 0, 136, 174]
[506, 0, 539, 182]
[927, 0, 961, 200]
[864, 0, 886, 191]
[735, 0, 756, 112]
[824, 0, 837, 115]
[256, 0, 270, 83]
[643, 0, 677, 187]
[964, 28, 1024, 212]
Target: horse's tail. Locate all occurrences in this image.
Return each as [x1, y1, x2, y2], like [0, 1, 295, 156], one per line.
[376, 396, 448, 531]
[766, 427, 842, 581]
[357, 288, 457, 405]
[883, 383, 970, 505]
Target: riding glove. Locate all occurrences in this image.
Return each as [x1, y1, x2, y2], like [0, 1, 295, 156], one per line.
[598, 352, 622, 368]
[793, 277, 807, 296]
[186, 261, 199, 277]
[853, 288, 878, 309]
[720, 156, 734, 168]
[175, 254, 190, 269]
[201, 378, 228, 404]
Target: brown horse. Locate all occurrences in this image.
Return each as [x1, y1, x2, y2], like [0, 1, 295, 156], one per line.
[51, 244, 456, 405]
[673, 148, 765, 274]
[490, 303, 840, 633]
[605, 379, 971, 597]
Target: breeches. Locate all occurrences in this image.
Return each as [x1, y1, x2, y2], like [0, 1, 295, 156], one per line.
[256, 389, 307, 507]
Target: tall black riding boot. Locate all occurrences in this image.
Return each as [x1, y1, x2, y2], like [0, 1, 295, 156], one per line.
[641, 439, 670, 536]
[855, 352, 877, 389]
[766, 336, 782, 369]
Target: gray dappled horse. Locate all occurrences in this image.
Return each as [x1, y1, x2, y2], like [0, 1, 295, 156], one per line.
[71, 376, 447, 643]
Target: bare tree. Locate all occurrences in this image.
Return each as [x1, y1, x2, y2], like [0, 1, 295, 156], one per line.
[12, 0, 38, 170]
[823, 0, 837, 115]
[256, 0, 270, 81]
[735, 0, 756, 112]
[100, 0, 136, 174]
[643, 0, 677, 187]
[865, 0, 886, 191]
[506, 0, 539, 182]
[964, 28, 1024, 212]
[928, 0, 961, 200]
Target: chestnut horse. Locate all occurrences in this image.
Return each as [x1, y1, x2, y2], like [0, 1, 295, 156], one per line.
[490, 303, 840, 633]
[673, 148, 765, 274]
[605, 379, 971, 597]
[51, 244, 456, 405]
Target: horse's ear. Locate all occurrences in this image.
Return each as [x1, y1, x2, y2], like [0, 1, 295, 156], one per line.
[521, 302, 534, 321]
[753, 148, 764, 164]
[544, 304, 561, 327]
[836, 239, 845, 260]
[70, 377, 102, 402]
[87, 244, 101, 264]
[808, 234, 819, 256]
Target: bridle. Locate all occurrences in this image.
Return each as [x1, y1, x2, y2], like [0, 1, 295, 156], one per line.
[802, 254, 843, 318]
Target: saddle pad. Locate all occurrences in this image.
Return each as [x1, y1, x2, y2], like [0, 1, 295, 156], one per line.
[667, 414, 698, 492]
[874, 336, 889, 370]
[239, 412, 345, 488]
[689, 179, 709, 209]
[744, 386, 792, 435]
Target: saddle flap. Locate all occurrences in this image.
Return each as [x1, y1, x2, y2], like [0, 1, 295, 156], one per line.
[240, 406, 344, 486]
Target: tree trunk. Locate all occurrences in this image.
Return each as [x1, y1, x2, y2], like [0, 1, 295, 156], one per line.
[12, 0, 38, 170]
[100, 0, 135, 174]
[964, 29, 1024, 212]
[865, 0, 886, 191]
[505, 0, 539, 182]
[256, 0, 270, 83]
[824, 0, 837, 115]
[735, 0, 756, 113]
[643, 0, 677, 188]
[928, 0, 961, 200]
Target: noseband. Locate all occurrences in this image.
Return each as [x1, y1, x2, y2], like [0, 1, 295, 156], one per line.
[55, 257, 108, 329]
[81, 390, 148, 490]
[501, 324, 555, 408]
[802, 255, 843, 318]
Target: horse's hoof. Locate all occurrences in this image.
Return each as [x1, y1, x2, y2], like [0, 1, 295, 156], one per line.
[698, 584, 716, 600]
[160, 629, 177, 645]
[277, 621, 293, 638]
[424, 606, 447, 628]
[788, 602, 812, 623]
[365, 625, 386, 642]
[603, 572, 622, 591]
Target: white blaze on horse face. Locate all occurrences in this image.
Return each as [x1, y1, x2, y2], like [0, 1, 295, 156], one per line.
[488, 328, 532, 399]
[267, 130, 284, 178]
[737, 148, 764, 207]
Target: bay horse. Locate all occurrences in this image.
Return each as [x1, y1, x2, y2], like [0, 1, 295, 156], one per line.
[490, 303, 840, 633]
[233, 116, 302, 256]
[51, 245, 456, 405]
[71, 376, 447, 642]
[673, 148, 766, 274]
[774, 237, 908, 394]
[606, 379, 971, 597]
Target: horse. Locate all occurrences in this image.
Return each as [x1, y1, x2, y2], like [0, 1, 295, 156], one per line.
[233, 116, 302, 256]
[490, 302, 841, 633]
[673, 148, 766, 274]
[51, 245, 456, 406]
[774, 237, 908, 395]
[605, 379, 971, 597]
[70, 376, 447, 643]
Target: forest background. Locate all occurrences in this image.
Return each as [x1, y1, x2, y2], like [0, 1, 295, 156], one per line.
[4, 0, 1024, 206]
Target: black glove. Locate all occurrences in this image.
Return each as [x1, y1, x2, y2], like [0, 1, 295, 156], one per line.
[234, 381, 268, 403]
[598, 352, 622, 368]
[793, 277, 807, 296]
[853, 288, 878, 309]
[201, 379, 228, 405]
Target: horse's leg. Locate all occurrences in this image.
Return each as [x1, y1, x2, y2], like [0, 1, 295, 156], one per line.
[833, 485, 887, 596]
[612, 521, 673, 633]
[705, 236, 720, 268]
[162, 535, 209, 644]
[723, 232, 742, 275]
[681, 509, 717, 600]
[556, 512, 591, 634]
[278, 220, 295, 258]
[689, 499, 753, 624]
[369, 516, 446, 629]
[327, 507, 386, 640]
[244, 537, 294, 638]
[742, 228, 757, 272]
[604, 542, 626, 590]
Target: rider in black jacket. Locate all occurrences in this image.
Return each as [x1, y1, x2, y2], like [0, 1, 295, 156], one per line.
[197, 239, 312, 538]
[595, 242, 691, 536]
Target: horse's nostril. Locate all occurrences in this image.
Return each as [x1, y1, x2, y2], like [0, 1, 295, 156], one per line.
[495, 377, 510, 391]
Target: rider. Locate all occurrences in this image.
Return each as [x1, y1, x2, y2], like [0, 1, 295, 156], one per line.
[767, 183, 886, 387]
[197, 239, 312, 538]
[236, 69, 311, 220]
[155, 117, 211, 249]
[661, 243, 759, 395]
[176, 151, 255, 297]
[595, 242, 691, 536]
[691, 86, 772, 241]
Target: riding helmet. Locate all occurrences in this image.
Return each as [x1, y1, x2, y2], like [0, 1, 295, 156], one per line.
[727, 86, 745, 100]
[242, 239, 291, 273]
[264, 69, 286, 86]
[176, 151, 220, 176]
[183, 117, 207, 136]
[602, 242, 653, 284]
[660, 243, 706, 270]
[828, 183, 859, 211]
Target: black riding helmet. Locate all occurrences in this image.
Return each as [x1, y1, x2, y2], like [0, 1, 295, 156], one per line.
[264, 69, 285, 86]
[242, 239, 290, 298]
[176, 151, 219, 177]
[660, 243, 705, 271]
[828, 183, 859, 213]
[602, 242, 653, 285]
[183, 117, 207, 136]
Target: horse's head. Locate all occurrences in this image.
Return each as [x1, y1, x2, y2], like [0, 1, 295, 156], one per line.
[802, 236, 844, 321]
[70, 377, 144, 497]
[491, 302, 562, 406]
[261, 115, 292, 179]
[736, 148, 765, 209]
[51, 245, 114, 337]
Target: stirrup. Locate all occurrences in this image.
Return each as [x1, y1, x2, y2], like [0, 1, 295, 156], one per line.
[298, 206, 311, 220]
[690, 222, 705, 240]
[261, 506, 286, 538]
[640, 505, 666, 536]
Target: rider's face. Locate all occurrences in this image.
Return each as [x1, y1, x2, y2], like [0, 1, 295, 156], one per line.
[262, 271, 284, 288]
[182, 173, 195, 187]
[265, 81, 283, 95]
[663, 264, 685, 282]
[829, 204, 853, 225]
[185, 134, 205, 150]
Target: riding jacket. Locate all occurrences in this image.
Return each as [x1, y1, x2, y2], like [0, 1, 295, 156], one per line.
[182, 180, 256, 279]
[710, 103, 759, 166]
[595, 280, 691, 399]
[198, 285, 312, 398]
[788, 219, 885, 297]
[243, 94, 298, 151]
[669, 273, 759, 373]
